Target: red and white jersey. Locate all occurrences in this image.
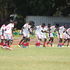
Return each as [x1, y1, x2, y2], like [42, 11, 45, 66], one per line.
[35, 25, 41, 34]
[35, 25, 48, 35]
[22, 23, 31, 34]
[5, 23, 14, 35]
[59, 26, 66, 34]
[50, 25, 56, 33]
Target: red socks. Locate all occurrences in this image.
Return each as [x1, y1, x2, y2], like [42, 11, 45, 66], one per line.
[19, 41, 21, 45]
[43, 42, 45, 47]
[47, 42, 49, 46]
[36, 41, 40, 47]
[23, 42, 29, 46]
[67, 43, 69, 46]
[51, 43, 53, 47]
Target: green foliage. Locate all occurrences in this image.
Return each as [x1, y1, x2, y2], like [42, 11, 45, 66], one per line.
[13, 30, 21, 37]
[13, 0, 69, 16]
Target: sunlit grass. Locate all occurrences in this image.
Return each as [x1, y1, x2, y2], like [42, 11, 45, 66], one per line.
[0, 45, 70, 70]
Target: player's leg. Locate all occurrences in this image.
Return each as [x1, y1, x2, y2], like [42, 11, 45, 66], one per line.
[47, 38, 51, 46]
[0, 35, 4, 45]
[19, 37, 24, 45]
[58, 33, 63, 47]
[3, 34, 13, 50]
[22, 37, 29, 48]
[42, 34, 47, 47]
[43, 38, 47, 47]
[67, 38, 70, 47]
[22, 33, 30, 48]
[35, 34, 42, 47]
[50, 37, 54, 47]
[19, 33, 27, 46]
[63, 39, 67, 46]
[25, 37, 30, 46]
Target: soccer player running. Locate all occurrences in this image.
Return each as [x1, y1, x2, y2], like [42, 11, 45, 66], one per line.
[35, 23, 48, 47]
[4, 20, 17, 50]
[63, 28, 70, 47]
[57, 24, 66, 47]
[47, 24, 56, 47]
[18, 21, 35, 48]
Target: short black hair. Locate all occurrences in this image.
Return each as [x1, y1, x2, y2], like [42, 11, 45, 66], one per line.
[48, 24, 51, 27]
[42, 23, 45, 26]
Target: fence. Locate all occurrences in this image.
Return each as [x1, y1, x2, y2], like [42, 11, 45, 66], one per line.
[26, 16, 70, 28]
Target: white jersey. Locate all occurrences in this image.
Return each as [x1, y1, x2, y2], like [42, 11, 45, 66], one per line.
[22, 23, 31, 34]
[47, 26, 55, 37]
[21, 23, 31, 38]
[49, 25, 56, 37]
[35, 25, 47, 39]
[40, 26, 48, 35]
[5, 23, 14, 35]
[59, 26, 65, 34]
[35, 25, 47, 35]
[50, 26, 56, 33]
[35, 25, 41, 35]
[58, 26, 66, 38]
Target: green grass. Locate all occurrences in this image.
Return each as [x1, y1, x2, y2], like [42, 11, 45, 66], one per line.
[0, 45, 70, 70]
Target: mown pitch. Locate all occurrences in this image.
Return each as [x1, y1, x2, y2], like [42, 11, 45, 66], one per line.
[0, 45, 70, 70]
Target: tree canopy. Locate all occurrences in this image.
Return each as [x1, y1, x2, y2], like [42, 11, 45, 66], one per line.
[0, 0, 70, 27]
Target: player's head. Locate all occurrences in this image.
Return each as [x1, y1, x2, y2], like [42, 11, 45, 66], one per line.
[41, 23, 45, 28]
[48, 24, 51, 28]
[29, 21, 35, 25]
[63, 24, 66, 28]
[55, 24, 59, 28]
[29, 21, 35, 28]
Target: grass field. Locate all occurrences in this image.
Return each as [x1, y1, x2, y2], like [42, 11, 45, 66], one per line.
[0, 45, 70, 70]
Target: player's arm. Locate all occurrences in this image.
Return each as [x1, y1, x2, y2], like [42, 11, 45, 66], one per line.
[66, 31, 70, 36]
[63, 29, 66, 33]
[29, 28, 34, 35]
[41, 30, 47, 33]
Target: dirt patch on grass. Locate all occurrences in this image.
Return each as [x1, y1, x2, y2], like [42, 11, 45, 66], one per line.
[13, 37, 59, 45]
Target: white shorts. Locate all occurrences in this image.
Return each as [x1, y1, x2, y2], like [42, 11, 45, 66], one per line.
[42, 34, 46, 39]
[58, 33, 63, 38]
[48, 33, 53, 37]
[5, 34, 13, 40]
[36, 33, 46, 39]
[23, 32, 30, 38]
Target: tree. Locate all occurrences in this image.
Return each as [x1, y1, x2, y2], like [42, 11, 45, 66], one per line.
[14, 0, 70, 16]
[0, 0, 15, 24]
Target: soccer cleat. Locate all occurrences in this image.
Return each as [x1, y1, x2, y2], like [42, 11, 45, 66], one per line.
[47, 42, 49, 46]
[3, 46, 7, 48]
[23, 46, 27, 48]
[36, 46, 40, 48]
[35, 41, 40, 47]
[58, 45, 60, 47]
